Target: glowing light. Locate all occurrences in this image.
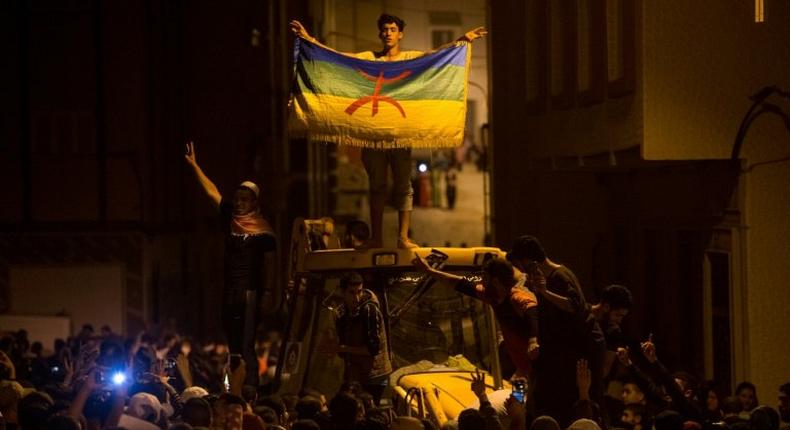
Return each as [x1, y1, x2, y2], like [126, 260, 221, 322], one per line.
[755, 0, 764, 23]
[418, 163, 428, 173]
[111, 371, 127, 385]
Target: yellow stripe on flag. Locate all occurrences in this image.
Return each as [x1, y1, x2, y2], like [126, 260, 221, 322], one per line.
[289, 92, 467, 149]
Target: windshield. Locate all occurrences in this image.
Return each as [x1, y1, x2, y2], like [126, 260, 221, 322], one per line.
[296, 269, 495, 395]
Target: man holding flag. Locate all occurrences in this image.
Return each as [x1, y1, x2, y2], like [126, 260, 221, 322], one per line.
[290, 14, 486, 248]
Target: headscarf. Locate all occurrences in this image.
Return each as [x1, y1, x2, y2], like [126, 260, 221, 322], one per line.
[231, 212, 275, 237]
[231, 181, 274, 237]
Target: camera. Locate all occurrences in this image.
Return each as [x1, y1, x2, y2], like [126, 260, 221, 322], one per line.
[95, 368, 127, 386]
[164, 357, 177, 370]
[511, 380, 527, 404]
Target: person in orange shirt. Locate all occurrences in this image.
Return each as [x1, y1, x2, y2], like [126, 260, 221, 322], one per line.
[412, 254, 539, 378]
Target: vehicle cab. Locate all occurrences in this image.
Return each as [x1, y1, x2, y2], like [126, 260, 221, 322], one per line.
[274, 217, 511, 425]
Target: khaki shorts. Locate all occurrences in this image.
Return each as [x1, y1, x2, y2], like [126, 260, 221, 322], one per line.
[361, 147, 414, 211]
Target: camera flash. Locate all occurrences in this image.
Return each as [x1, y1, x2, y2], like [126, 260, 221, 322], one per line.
[111, 371, 127, 385]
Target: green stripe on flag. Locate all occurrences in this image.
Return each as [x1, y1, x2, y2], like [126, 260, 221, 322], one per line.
[295, 59, 466, 101]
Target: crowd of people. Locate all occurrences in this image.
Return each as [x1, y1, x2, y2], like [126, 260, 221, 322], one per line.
[407, 235, 790, 430]
[1, 234, 789, 430]
[0, 323, 286, 429]
[5, 6, 787, 430]
[4, 14, 786, 430]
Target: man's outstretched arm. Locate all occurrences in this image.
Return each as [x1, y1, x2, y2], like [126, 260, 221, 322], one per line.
[426, 26, 488, 54]
[184, 141, 222, 209]
[290, 20, 358, 56]
[459, 27, 488, 43]
[412, 253, 465, 285]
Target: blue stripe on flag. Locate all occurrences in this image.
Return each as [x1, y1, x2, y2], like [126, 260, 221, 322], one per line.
[295, 37, 467, 80]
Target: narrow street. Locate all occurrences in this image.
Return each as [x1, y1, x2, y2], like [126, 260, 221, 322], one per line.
[383, 163, 487, 247]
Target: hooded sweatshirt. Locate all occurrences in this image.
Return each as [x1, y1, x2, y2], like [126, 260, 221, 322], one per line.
[335, 289, 393, 382]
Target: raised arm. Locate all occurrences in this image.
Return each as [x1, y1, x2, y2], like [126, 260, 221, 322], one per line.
[290, 20, 358, 57]
[641, 338, 702, 420]
[530, 267, 575, 313]
[470, 368, 506, 430]
[459, 27, 488, 43]
[184, 141, 222, 208]
[617, 346, 668, 408]
[427, 26, 488, 54]
[289, 20, 312, 41]
[0, 351, 16, 380]
[412, 253, 464, 285]
[67, 368, 101, 419]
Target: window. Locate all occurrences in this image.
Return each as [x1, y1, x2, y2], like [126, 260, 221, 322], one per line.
[577, 0, 606, 105]
[578, 0, 592, 92]
[606, 0, 635, 97]
[428, 11, 462, 26]
[432, 30, 455, 48]
[550, 2, 567, 97]
[606, 0, 623, 83]
[525, 0, 548, 113]
[755, 0, 764, 23]
[549, 0, 576, 109]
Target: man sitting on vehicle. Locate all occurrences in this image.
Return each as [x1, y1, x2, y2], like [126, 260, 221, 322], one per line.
[412, 254, 540, 378]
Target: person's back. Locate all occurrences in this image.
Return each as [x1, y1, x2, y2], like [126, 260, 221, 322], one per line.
[539, 265, 593, 345]
[292, 419, 321, 430]
[182, 398, 212, 428]
[296, 396, 323, 421]
[653, 410, 684, 430]
[531, 415, 561, 430]
[329, 392, 361, 429]
[749, 405, 780, 430]
[722, 396, 746, 426]
[257, 395, 288, 427]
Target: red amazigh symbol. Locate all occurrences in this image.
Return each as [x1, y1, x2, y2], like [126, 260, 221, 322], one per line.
[345, 69, 412, 117]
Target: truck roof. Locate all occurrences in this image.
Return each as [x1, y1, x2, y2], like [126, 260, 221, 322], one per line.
[300, 246, 506, 273]
[289, 216, 506, 275]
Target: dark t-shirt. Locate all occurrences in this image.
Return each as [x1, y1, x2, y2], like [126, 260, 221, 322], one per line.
[538, 265, 600, 348]
[219, 200, 276, 293]
[533, 266, 605, 427]
[603, 320, 625, 351]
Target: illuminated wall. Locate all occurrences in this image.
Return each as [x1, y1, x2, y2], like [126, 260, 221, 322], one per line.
[642, 1, 790, 395]
[490, 0, 790, 390]
[642, 1, 789, 160]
